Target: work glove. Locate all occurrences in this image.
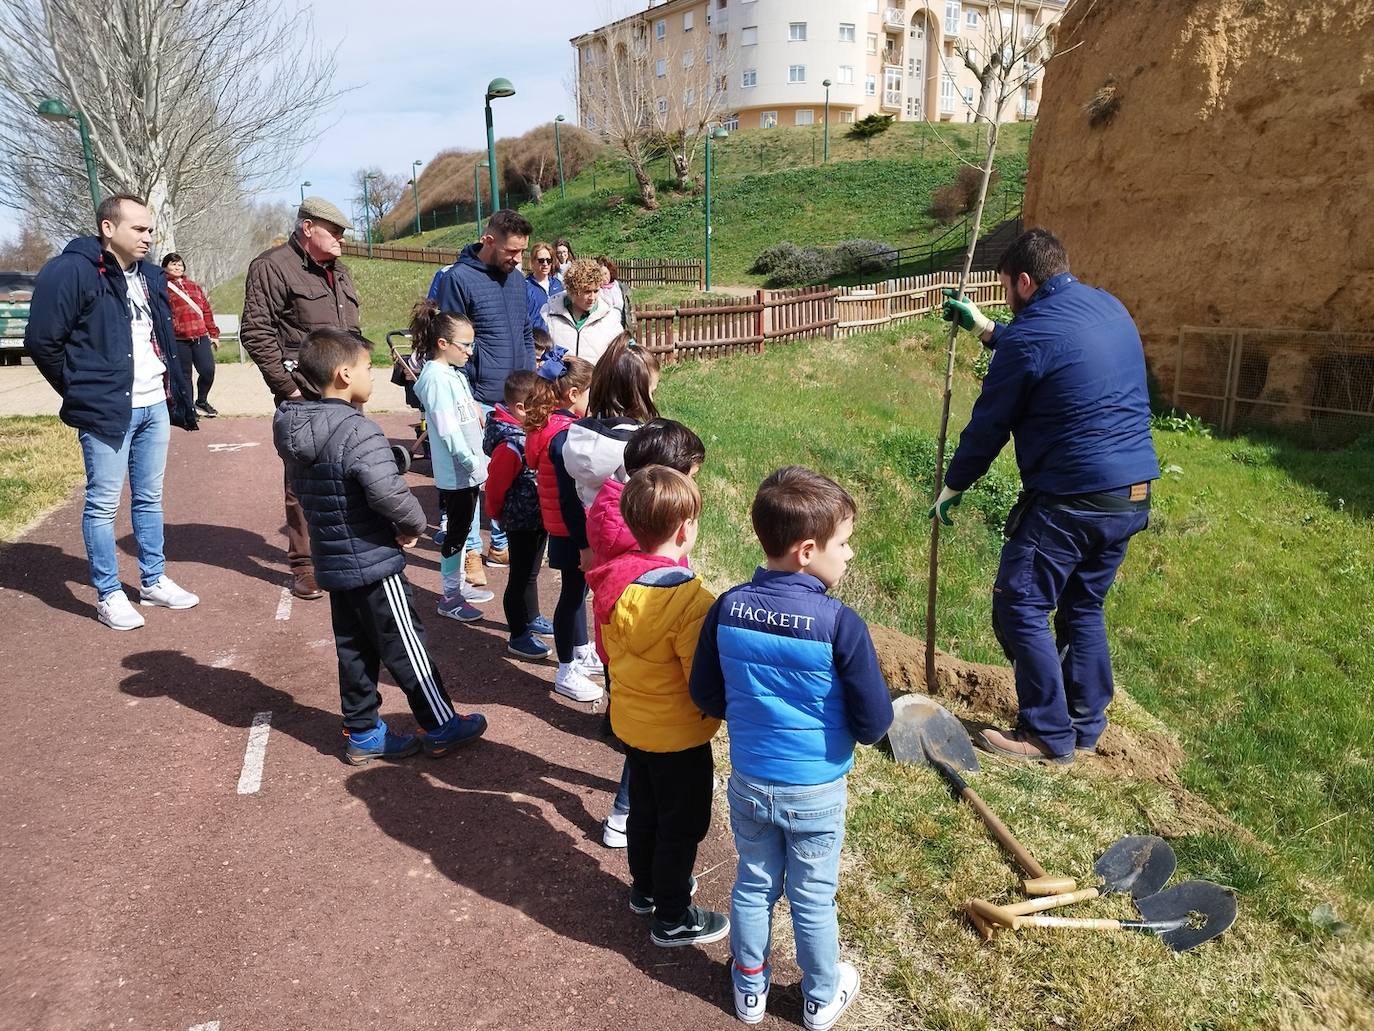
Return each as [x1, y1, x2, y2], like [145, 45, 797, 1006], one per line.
[927, 485, 963, 526]
[941, 288, 993, 338]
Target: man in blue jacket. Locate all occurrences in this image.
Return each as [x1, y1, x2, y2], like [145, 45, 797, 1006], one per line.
[427, 209, 535, 576]
[933, 228, 1159, 764]
[26, 194, 200, 631]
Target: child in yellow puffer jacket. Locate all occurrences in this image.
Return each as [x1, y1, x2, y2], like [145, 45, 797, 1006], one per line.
[584, 465, 727, 950]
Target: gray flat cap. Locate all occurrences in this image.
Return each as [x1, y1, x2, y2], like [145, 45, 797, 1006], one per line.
[297, 195, 352, 231]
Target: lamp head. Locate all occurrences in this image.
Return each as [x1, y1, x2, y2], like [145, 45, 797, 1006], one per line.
[37, 98, 74, 122]
[555, 114, 566, 123]
[302, 179, 312, 187]
[823, 78, 832, 88]
[710, 126, 729, 140]
[485, 77, 516, 100]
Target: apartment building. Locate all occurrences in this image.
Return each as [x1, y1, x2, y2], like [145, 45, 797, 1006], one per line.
[571, 0, 1064, 134]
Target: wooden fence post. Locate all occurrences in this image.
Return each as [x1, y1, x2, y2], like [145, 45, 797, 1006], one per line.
[756, 290, 766, 351]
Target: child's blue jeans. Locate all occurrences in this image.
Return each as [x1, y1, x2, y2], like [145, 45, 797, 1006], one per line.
[726, 772, 847, 1009]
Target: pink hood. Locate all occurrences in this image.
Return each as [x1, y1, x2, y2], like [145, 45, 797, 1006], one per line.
[586, 478, 639, 569]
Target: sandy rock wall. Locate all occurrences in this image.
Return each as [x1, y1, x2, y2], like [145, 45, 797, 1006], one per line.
[1023, 0, 1374, 405]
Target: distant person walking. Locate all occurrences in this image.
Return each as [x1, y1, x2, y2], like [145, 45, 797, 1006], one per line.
[934, 227, 1159, 764]
[25, 194, 201, 631]
[428, 209, 536, 581]
[161, 253, 221, 418]
[241, 195, 361, 602]
[526, 241, 564, 334]
[596, 255, 625, 314]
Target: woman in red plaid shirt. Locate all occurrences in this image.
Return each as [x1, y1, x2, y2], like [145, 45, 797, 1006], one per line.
[160, 253, 221, 417]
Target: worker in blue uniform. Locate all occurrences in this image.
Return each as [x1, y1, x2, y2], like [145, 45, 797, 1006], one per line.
[931, 228, 1159, 764]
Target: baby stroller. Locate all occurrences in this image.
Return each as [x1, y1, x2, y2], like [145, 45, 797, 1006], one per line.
[386, 330, 430, 472]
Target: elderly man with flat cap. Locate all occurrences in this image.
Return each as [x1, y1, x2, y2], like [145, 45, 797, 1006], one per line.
[242, 196, 363, 600]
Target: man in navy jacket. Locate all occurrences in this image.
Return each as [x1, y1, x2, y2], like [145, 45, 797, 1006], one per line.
[933, 228, 1159, 764]
[427, 209, 536, 573]
[26, 194, 200, 631]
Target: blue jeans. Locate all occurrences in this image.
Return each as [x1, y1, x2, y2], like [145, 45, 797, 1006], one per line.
[466, 403, 507, 553]
[991, 500, 1150, 754]
[727, 773, 847, 1009]
[77, 403, 170, 599]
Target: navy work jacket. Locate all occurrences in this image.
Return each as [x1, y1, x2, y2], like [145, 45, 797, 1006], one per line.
[944, 272, 1159, 496]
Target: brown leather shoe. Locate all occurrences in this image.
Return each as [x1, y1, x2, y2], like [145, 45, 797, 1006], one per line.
[979, 727, 1074, 765]
[291, 570, 324, 600]
[464, 550, 487, 587]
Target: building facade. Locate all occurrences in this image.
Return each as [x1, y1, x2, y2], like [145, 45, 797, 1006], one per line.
[571, 0, 1063, 133]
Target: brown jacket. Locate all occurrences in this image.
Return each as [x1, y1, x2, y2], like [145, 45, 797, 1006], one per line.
[241, 234, 361, 402]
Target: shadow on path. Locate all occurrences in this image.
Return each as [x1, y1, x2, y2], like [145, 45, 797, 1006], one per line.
[118, 522, 286, 589]
[0, 541, 93, 617]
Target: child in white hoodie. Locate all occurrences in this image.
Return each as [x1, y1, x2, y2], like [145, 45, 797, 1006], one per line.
[411, 299, 491, 622]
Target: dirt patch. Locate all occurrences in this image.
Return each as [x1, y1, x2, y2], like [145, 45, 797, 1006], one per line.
[869, 623, 1238, 836]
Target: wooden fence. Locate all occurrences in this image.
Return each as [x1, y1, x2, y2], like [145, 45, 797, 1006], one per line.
[633, 270, 998, 362]
[340, 242, 704, 288]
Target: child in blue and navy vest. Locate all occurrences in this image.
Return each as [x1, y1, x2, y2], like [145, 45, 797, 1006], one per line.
[689, 466, 894, 1031]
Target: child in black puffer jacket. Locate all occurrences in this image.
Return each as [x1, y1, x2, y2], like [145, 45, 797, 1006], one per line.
[483, 369, 553, 660]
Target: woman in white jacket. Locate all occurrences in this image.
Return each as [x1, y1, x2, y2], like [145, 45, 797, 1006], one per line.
[546, 258, 624, 366]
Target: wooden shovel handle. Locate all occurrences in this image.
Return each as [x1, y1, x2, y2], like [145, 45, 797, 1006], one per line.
[1004, 887, 1100, 916]
[959, 785, 1047, 878]
[1016, 915, 1126, 931]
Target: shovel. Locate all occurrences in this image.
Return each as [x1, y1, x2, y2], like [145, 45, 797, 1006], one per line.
[1095, 834, 1177, 899]
[888, 694, 1076, 896]
[970, 879, 1237, 953]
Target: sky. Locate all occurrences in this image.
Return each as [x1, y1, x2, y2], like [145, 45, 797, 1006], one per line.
[0, 0, 637, 242]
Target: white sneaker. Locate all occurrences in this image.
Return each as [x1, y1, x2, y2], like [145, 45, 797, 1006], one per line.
[554, 662, 603, 703]
[97, 590, 145, 630]
[138, 575, 200, 610]
[602, 810, 628, 848]
[574, 643, 605, 677]
[734, 979, 769, 1025]
[803, 962, 860, 1031]
[460, 581, 494, 604]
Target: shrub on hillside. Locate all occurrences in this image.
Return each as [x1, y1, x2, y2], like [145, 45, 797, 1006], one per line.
[831, 239, 896, 275]
[930, 165, 1003, 223]
[750, 241, 804, 276]
[763, 245, 836, 287]
[847, 113, 895, 140]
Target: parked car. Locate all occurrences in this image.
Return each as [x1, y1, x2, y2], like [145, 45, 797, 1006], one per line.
[0, 272, 36, 366]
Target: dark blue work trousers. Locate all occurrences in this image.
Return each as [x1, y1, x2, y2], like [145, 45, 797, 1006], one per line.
[990, 501, 1149, 756]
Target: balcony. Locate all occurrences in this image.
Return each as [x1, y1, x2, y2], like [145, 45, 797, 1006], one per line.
[882, 89, 903, 110]
[710, 7, 728, 28]
[883, 6, 905, 29]
[882, 44, 903, 65]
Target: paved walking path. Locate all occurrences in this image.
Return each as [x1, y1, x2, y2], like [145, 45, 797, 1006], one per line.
[0, 415, 799, 1030]
[0, 362, 412, 418]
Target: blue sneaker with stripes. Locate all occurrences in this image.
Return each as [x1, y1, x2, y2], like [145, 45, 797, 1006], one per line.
[527, 614, 554, 636]
[344, 718, 421, 766]
[421, 713, 488, 757]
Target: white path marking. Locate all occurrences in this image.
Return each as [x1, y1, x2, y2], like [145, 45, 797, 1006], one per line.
[275, 587, 293, 621]
[207, 441, 260, 453]
[189, 1022, 221, 1031]
[236, 712, 273, 795]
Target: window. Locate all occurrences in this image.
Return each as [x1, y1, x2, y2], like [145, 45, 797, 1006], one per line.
[683, 10, 694, 30]
[582, 46, 596, 66]
[655, 58, 667, 77]
[866, 33, 878, 54]
[723, 113, 740, 131]
[907, 95, 922, 118]
[760, 111, 778, 128]
[966, 9, 979, 26]
[789, 21, 807, 41]
[788, 64, 806, 82]
[839, 22, 855, 42]
[717, 74, 728, 92]
[865, 74, 877, 96]
[718, 32, 727, 50]
[586, 112, 597, 130]
[795, 109, 814, 125]
[840, 110, 856, 123]
[940, 72, 956, 113]
[683, 50, 695, 68]
[963, 86, 975, 106]
[741, 25, 757, 45]
[655, 19, 666, 40]
[657, 96, 668, 115]
[838, 64, 854, 84]
[944, 1, 960, 35]
[741, 68, 757, 87]
[684, 87, 695, 105]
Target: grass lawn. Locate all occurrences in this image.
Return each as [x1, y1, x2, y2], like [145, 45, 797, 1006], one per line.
[0, 416, 83, 542]
[657, 321, 1373, 1029]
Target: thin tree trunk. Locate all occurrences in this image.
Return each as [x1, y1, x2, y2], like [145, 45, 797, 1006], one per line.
[629, 155, 658, 210]
[146, 175, 176, 254]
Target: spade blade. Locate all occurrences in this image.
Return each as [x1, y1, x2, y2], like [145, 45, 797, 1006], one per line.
[1136, 879, 1238, 953]
[1096, 835, 1177, 899]
[886, 693, 979, 773]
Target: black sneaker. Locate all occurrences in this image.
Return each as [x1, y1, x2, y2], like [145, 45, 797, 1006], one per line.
[629, 875, 698, 915]
[195, 400, 218, 418]
[650, 904, 729, 948]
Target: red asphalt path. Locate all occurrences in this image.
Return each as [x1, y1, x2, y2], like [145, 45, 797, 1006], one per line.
[0, 415, 807, 1031]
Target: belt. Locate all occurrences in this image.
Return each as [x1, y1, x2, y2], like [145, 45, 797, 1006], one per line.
[1041, 483, 1151, 513]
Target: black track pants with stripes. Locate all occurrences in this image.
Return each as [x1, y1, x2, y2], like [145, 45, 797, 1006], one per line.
[330, 572, 457, 733]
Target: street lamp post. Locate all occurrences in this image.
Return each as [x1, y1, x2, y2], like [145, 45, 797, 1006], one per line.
[484, 77, 516, 212]
[36, 98, 100, 214]
[703, 124, 729, 292]
[554, 115, 567, 200]
[822, 79, 832, 164]
[300, 180, 312, 205]
[473, 163, 486, 231]
[363, 172, 378, 258]
[410, 159, 423, 236]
